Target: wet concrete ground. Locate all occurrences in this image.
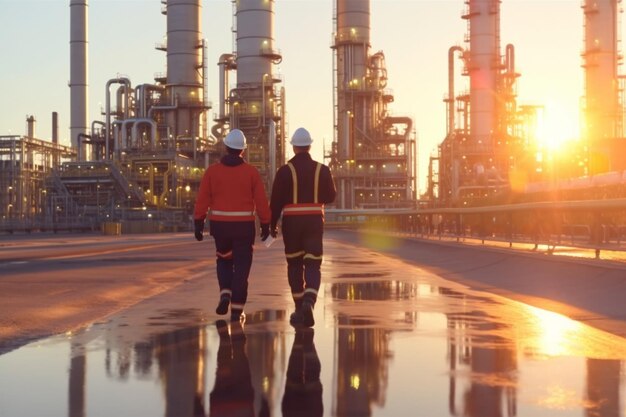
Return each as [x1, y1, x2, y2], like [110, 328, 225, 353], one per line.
[1, 232, 626, 416]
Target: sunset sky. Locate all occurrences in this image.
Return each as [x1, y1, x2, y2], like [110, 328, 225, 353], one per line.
[0, 1, 604, 191]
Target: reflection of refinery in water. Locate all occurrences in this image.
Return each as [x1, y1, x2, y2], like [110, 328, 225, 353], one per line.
[2, 0, 626, 229]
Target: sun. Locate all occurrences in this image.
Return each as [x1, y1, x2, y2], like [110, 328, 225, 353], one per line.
[535, 100, 579, 151]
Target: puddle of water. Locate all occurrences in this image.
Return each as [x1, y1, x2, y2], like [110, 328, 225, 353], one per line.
[2, 278, 626, 416]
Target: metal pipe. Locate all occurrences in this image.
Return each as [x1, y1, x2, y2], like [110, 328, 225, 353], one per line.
[448, 46, 464, 135]
[280, 86, 286, 165]
[217, 54, 235, 120]
[76, 133, 91, 162]
[147, 100, 178, 119]
[70, 0, 88, 151]
[91, 120, 105, 159]
[105, 77, 131, 160]
[131, 118, 158, 150]
[135, 84, 164, 118]
[262, 73, 268, 127]
[112, 120, 122, 158]
[121, 119, 134, 151]
[148, 100, 179, 148]
[116, 85, 132, 119]
[91, 120, 105, 135]
[505, 43, 515, 75]
[269, 120, 276, 184]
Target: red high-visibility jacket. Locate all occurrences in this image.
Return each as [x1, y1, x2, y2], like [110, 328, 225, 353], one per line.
[194, 155, 271, 223]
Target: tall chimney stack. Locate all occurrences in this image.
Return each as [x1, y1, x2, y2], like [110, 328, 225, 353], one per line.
[52, 112, 59, 144]
[27, 115, 36, 138]
[70, 0, 88, 153]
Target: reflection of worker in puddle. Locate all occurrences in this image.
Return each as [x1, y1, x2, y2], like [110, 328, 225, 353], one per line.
[282, 329, 323, 417]
[209, 320, 255, 417]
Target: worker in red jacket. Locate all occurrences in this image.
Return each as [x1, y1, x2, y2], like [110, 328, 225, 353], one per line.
[270, 127, 336, 327]
[194, 129, 271, 322]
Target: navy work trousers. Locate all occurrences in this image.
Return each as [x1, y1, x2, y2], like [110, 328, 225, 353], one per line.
[210, 220, 255, 310]
[281, 215, 323, 307]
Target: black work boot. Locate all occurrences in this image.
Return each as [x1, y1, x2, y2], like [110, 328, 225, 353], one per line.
[230, 309, 245, 323]
[289, 298, 304, 326]
[301, 300, 314, 327]
[289, 310, 303, 326]
[215, 296, 231, 315]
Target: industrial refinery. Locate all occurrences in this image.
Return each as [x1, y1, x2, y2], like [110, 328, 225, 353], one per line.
[328, 0, 417, 209]
[2, 0, 626, 232]
[431, 0, 626, 208]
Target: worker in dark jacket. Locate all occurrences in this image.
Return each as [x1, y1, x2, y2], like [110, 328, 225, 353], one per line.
[194, 129, 272, 322]
[270, 127, 336, 327]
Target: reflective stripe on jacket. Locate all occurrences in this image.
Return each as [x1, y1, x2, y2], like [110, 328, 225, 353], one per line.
[270, 152, 336, 227]
[194, 157, 271, 223]
[282, 162, 324, 216]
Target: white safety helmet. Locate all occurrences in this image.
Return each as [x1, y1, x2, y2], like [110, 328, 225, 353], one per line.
[224, 129, 247, 150]
[290, 127, 313, 146]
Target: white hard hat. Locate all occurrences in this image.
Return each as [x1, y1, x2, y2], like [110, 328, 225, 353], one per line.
[224, 129, 247, 150]
[290, 127, 313, 146]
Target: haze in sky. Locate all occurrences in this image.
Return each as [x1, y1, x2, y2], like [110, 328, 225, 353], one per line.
[0, 0, 605, 192]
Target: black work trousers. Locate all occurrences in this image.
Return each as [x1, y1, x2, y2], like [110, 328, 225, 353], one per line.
[210, 220, 255, 311]
[281, 215, 323, 308]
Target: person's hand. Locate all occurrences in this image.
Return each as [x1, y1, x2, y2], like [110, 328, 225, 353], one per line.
[194, 219, 204, 241]
[260, 223, 270, 241]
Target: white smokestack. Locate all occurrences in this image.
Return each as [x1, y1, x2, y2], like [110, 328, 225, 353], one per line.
[70, 0, 88, 151]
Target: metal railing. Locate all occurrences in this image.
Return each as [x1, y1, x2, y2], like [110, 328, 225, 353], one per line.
[327, 198, 626, 259]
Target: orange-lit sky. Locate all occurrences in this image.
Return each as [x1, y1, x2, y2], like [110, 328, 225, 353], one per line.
[0, 1, 611, 191]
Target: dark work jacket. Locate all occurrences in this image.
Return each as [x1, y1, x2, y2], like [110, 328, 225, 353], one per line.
[270, 152, 336, 230]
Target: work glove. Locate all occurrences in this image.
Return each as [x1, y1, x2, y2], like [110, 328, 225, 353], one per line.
[194, 219, 205, 241]
[260, 223, 270, 241]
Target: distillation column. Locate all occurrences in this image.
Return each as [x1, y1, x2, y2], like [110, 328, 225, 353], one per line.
[332, 0, 416, 209]
[583, 0, 621, 173]
[165, 0, 204, 140]
[334, 0, 371, 209]
[464, 0, 500, 156]
[335, 0, 370, 162]
[69, 0, 88, 155]
[231, 0, 284, 188]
